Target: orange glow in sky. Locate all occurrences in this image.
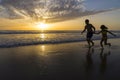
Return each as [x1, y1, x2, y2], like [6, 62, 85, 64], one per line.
[0, 10, 120, 30]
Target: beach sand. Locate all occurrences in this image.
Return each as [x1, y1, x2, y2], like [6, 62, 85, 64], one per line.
[0, 38, 120, 80]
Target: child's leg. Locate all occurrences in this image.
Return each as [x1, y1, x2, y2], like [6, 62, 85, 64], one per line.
[104, 38, 111, 46]
[87, 38, 91, 46]
[100, 39, 104, 48]
[90, 39, 94, 46]
[87, 33, 94, 47]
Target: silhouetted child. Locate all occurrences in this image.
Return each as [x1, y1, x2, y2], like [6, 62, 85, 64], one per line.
[97, 25, 116, 48]
[81, 19, 96, 47]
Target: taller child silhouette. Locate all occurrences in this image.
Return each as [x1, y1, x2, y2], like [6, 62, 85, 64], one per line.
[81, 19, 96, 47]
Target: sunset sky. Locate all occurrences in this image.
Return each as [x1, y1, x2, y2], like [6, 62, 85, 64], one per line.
[0, 0, 120, 30]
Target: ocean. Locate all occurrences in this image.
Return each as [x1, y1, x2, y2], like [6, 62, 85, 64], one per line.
[0, 30, 119, 48]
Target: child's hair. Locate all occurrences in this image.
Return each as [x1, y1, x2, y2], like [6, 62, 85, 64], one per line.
[100, 25, 108, 30]
[85, 19, 89, 23]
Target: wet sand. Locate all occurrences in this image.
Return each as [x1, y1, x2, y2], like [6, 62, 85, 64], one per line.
[0, 38, 120, 80]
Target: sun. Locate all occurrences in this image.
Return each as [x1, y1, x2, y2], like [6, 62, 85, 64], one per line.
[36, 22, 48, 30]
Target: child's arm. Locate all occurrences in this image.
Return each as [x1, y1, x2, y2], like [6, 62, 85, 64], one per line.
[91, 24, 96, 33]
[107, 31, 116, 36]
[81, 26, 87, 34]
[95, 31, 101, 34]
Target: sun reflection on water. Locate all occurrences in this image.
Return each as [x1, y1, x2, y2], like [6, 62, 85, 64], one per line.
[40, 33, 45, 39]
[41, 45, 45, 52]
[40, 45, 47, 56]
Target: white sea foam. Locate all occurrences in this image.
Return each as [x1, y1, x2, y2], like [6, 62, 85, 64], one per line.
[0, 30, 119, 47]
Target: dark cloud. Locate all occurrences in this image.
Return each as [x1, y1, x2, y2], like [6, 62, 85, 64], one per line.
[0, 0, 119, 23]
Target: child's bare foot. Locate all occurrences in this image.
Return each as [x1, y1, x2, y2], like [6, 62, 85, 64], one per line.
[109, 43, 111, 47]
[101, 47, 104, 49]
[88, 45, 91, 48]
[91, 42, 94, 46]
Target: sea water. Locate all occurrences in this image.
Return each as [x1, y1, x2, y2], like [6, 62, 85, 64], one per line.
[0, 30, 119, 47]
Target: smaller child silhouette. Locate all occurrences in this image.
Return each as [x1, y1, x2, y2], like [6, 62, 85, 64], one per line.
[97, 25, 116, 48]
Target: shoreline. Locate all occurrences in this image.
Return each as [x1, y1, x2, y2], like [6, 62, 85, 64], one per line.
[0, 38, 120, 48]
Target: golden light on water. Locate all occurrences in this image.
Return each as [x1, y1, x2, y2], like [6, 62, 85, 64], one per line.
[40, 45, 47, 56]
[41, 45, 45, 52]
[40, 34, 45, 39]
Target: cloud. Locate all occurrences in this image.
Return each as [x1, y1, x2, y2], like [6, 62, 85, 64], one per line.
[0, 0, 119, 23]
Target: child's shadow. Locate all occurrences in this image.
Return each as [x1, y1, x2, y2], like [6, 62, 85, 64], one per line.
[100, 48, 111, 74]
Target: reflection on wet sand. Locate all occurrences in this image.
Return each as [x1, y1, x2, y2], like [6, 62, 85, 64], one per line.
[85, 47, 94, 79]
[85, 47, 111, 79]
[86, 47, 94, 72]
[100, 48, 111, 74]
